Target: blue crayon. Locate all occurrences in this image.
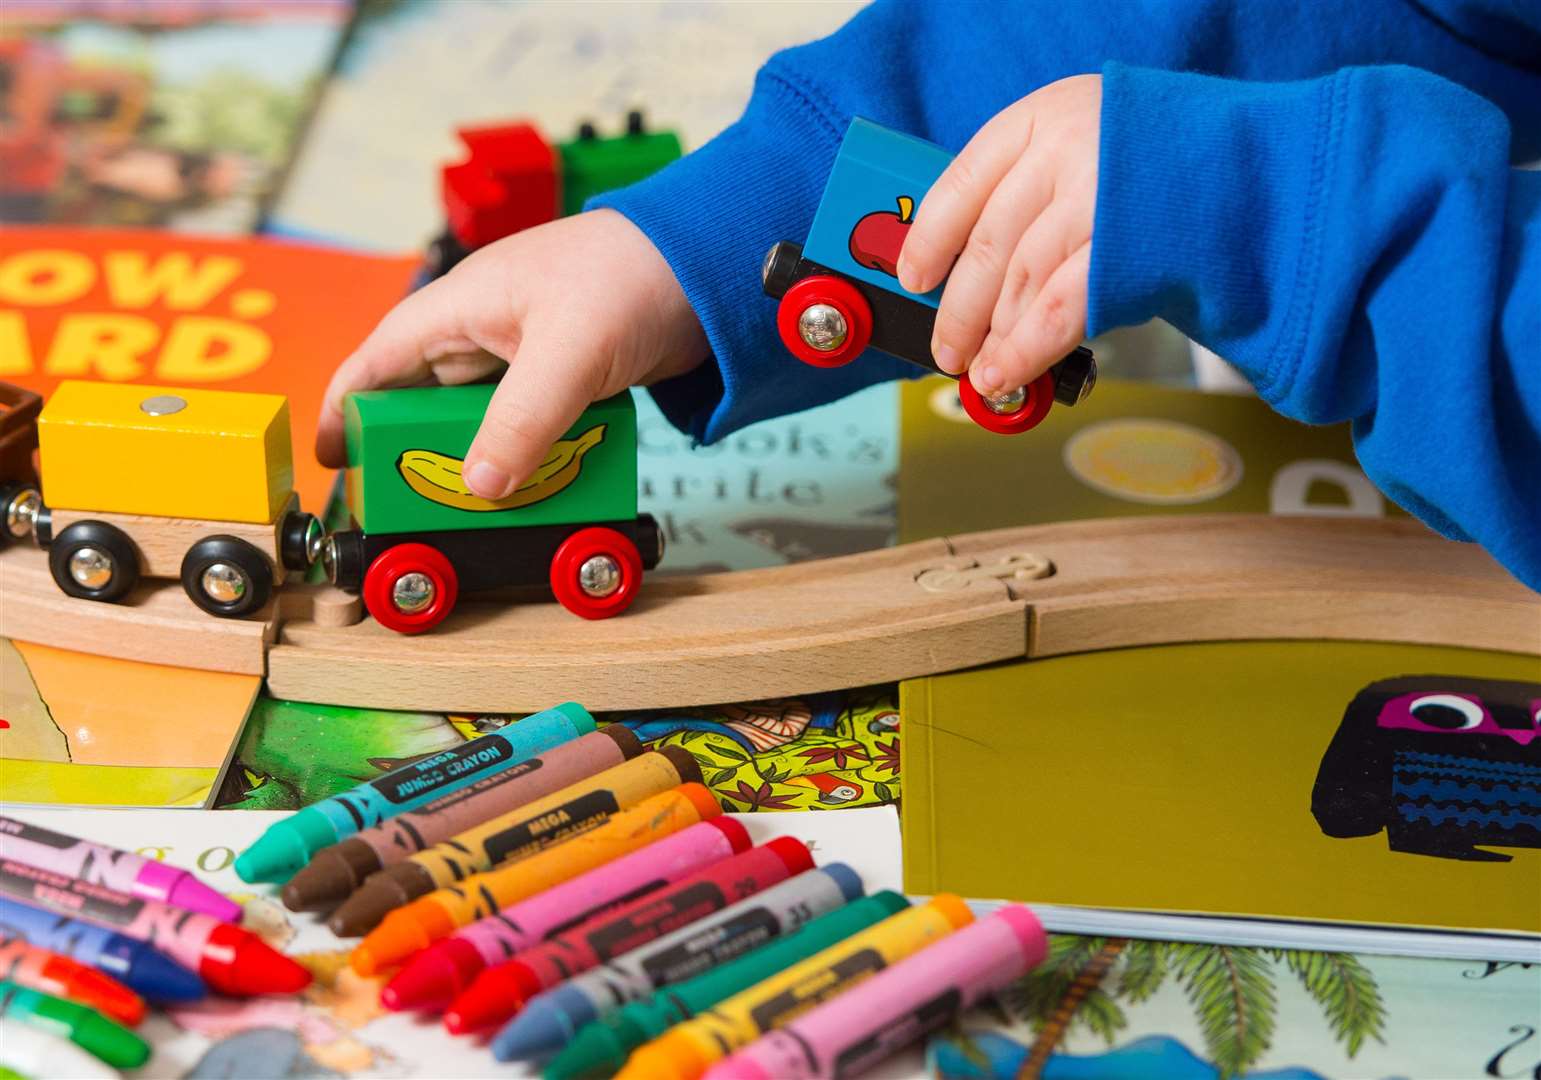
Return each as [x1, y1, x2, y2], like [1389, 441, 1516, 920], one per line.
[493, 863, 863, 1062]
[235, 702, 595, 884]
[0, 898, 206, 1004]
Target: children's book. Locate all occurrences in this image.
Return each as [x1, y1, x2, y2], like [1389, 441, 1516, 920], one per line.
[899, 376, 1401, 543]
[0, 226, 418, 511]
[901, 640, 1540, 961]
[0, 1, 352, 232]
[0, 637, 259, 808]
[927, 933, 1541, 1080]
[0, 804, 903, 1079]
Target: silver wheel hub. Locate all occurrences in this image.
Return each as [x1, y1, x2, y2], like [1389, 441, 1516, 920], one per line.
[393, 572, 436, 614]
[69, 547, 114, 589]
[986, 386, 1027, 415]
[201, 563, 248, 604]
[5, 489, 40, 539]
[578, 555, 621, 598]
[798, 304, 848, 352]
[301, 517, 325, 566]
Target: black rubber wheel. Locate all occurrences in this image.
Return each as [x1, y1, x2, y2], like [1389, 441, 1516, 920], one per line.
[180, 535, 274, 618]
[49, 521, 140, 603]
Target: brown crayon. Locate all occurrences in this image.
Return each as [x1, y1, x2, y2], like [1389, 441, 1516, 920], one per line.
[329, 746, 701, 937]
[283, 727, 643, 913]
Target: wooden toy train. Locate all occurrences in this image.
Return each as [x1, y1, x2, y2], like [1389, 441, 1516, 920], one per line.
[0, 380, 661, 635]
[763, 117, 1098, 435]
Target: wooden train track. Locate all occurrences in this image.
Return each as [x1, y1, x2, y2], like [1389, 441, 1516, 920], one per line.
[2, 515, 1535, 711]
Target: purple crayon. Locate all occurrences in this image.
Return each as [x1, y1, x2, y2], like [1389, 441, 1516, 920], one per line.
[703, 905, 1047, 1080]
[0, 816, 240, 923]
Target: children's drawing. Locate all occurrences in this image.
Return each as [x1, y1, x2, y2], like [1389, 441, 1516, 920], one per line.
[1311, 676, 1541, 861]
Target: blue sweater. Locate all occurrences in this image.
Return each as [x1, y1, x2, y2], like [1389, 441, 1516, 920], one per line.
[594, 0, 1541, 591]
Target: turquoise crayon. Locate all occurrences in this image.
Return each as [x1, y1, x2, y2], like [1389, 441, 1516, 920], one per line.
[235, 703, 594, 884]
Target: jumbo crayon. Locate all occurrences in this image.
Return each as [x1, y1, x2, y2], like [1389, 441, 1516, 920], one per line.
[236, 702, 594, 884]
[0, 816, 240, 924]
[0, 900, 205, 1005]
[284, 727, 643, 912]
[614, 894, 972, 1080]
[452, 838, 812, 1037]
[0, 937, 145, 1026]
[543, 891, 907, 1080]
[0, 1019, 119, 1079]
[382, 818, 749, 1013]
[497, 863, 861, 1062]
[0, 1066, 27, 1080]
[0, 980, 149, 1069]
[352, 783, 721, 976]
[0, 860, 308, 997]
[704, 905, 1047, 1080]
[331, 746, 701, 936]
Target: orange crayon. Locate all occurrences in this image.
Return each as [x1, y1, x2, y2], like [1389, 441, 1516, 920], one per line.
[351, 784, 721, 976]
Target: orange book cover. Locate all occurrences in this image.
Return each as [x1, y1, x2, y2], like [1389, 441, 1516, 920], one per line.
[0, 226, 417, 511]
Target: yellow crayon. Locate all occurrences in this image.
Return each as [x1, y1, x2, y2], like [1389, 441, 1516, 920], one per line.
[329, 747, 701, 935]
[615, 894, 973, 1080]
[351, 783, 721, 975]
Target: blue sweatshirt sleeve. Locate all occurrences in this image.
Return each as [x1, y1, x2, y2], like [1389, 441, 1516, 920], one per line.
[1090, 61, 1541, 590]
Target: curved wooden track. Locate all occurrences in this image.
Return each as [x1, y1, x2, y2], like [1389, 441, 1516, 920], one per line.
[5, 514, 1532, 711]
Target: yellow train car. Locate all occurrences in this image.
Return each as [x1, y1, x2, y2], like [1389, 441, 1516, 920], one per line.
[17, 381, 322, 616]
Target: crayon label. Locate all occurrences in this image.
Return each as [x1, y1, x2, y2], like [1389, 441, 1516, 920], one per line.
[747, 947, 886, 1032]
[0, 820, 136, 894]
[366, 734, 517, 805]
[481, 791, 620, 865]
[584, 881, 726, 961]
[639, 906, 780, 984]
[413, 758, 543, 815]
[832, 987, 961, 1078]
[0, 859, 144, 929]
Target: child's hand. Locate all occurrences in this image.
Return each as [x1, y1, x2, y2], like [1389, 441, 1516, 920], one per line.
[316, 209, 709, 499]
[897, 74, 1100, 398]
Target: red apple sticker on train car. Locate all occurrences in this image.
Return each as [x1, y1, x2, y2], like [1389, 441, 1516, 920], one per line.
[848, 196, 915, 278]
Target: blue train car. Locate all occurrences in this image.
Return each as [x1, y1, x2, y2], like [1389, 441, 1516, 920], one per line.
[762, 118, 1096, 434]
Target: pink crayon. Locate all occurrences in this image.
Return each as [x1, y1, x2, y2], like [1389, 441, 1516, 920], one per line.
[382, 818, 750, 1013]
[703, 905, 1048, 1080]
[0, 816, 240, 923]
[0, 859, 309, 998]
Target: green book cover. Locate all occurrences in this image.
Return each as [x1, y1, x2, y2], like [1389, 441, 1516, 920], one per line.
[901, 640, 1539, 941]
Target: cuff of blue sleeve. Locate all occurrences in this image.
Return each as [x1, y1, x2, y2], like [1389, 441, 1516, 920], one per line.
[1088, 61, 1338, 403]
[590, 67, 915, 443]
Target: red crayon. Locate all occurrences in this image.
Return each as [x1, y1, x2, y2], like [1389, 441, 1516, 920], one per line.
[444, 838, 812, 1035]
[0, 936, 146, 1026]
[0, 859, 308, 997]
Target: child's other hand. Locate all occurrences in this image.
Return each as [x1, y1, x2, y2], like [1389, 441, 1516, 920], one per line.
[897, 74, 1100, 399]
[316, 209, 708, 499]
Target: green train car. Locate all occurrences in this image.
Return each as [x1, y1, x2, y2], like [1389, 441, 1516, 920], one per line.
[324, 385, 661, 633]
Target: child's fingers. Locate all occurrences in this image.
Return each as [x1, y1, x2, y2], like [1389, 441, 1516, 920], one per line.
[930, 153, 1058, 373]
[314, 270, 517, 467]
[971, 241, 1090, 396]
[898, 101, 1034, 295]
[460, 320, 606, 500]
[989, 191, 1093, 348]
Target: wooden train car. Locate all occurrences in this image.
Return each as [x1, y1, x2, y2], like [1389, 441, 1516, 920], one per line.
[761, 117, 1097, 434]
[4, 382, 324, 616]
[424, 110, 682, 280]
[324, 383, 661, 633]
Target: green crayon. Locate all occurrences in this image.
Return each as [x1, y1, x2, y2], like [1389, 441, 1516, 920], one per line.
[0, 979, 150, 1069]
[543, 891, 908, 1080]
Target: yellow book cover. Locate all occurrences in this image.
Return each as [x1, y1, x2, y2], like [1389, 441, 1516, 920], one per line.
[901, 640, 1539, 943]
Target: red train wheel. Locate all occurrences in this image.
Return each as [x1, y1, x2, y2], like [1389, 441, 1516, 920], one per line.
[958, 371, 1056, 435]
[549, 527, 643, 620]
[362, 543, 459, 634]
[776, 276, 872, 368]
